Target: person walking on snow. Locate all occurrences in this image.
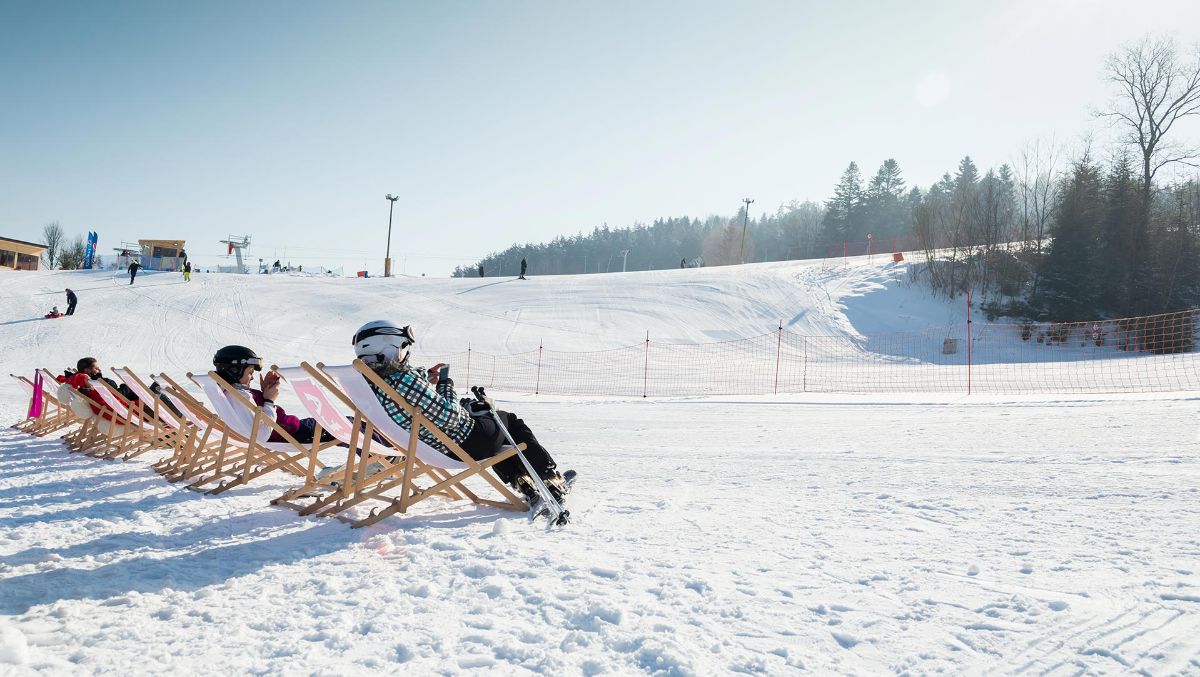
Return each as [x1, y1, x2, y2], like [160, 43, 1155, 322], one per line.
[478, 264, 485, 277]
[128, 260, 141, 285]
[183, 261, 192, 282]
[519, 257, 527, 279]
[352, 320, 571, 505]
[65, 288, 77, 315]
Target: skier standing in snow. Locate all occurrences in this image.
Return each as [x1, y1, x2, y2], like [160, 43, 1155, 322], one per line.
[351, 320, 570, 505]
[478, 264, 485, 278]
[519, 257, 527, 279]
[65, 288, 77, 315]
[183, 261, 192, 282]
[128, 260, 141, 285]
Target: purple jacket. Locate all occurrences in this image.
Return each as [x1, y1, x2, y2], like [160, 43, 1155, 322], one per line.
[243, 387, 301, 442]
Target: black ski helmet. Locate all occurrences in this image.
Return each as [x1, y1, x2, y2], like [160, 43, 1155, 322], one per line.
[213, 345, 263, 383]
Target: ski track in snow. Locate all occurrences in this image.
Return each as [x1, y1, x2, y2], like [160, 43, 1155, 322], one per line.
[0, 261, 1198, 674]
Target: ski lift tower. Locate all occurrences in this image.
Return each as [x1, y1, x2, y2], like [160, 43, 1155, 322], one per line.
[219, 235, 252, 274]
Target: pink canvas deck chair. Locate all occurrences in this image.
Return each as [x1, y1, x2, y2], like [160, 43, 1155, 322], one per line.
[11, 372, 64, 435]
[186, 371, 335, 495]
[296, 360, 527, 528]
[12, 370, 78, 436]
[111, 367, 190, 462]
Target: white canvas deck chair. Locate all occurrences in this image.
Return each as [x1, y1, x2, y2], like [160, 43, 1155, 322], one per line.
[111, 367, 190, 462]
[281, 360, 527, 528]
[54, 376, 137, 458]
[85, 377, 168, 460]
[151, 373, 241, 485]
[270, 362, 485, 523]
[10, 372, 74, 436]
[185, 371, 335, 495]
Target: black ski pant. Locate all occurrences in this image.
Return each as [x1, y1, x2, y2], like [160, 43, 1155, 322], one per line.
[461, 410, 556, 486]
[129, 271, 137, 284]
[66, 301, 76, 315]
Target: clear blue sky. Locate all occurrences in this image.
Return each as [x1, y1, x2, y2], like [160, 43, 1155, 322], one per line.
[2, 0, 1198, 275]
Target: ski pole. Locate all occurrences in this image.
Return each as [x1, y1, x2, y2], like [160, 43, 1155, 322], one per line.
[471, 386, 565, 522]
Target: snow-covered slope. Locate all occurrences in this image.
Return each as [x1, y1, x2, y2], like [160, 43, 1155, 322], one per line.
[1, 259, 1198, 675]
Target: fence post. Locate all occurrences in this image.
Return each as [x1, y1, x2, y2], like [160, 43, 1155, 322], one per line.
[465, 342, 471, 387]
[643, 330, 650, 398]
[966, 289, 973, 395]
[802, 336, 808, 392]
[774, 320, 782, 394]
[535, 340, 543, 395]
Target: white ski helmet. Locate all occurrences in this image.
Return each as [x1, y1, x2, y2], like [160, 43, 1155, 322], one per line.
[353, 320, 415, 364]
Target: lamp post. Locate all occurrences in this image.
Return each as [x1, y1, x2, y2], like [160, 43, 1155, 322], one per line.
[384, 194, 399, 277]
[739, 197, 754, 264]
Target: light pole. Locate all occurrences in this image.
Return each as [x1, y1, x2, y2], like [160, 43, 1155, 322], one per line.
[620, 249, 630, 273]
[739, 197, 755, 264]
[384, 194, 399, 277]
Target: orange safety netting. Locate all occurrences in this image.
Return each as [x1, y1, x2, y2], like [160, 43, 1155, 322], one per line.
[411, 309, 1200, 396]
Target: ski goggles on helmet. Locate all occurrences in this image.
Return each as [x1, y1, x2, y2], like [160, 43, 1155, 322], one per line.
[352, 324, 415, 347]
[226, 357, 263, 371]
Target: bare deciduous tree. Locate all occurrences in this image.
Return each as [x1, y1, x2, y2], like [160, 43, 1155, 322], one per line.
[41, 221, 64, 269]
[1102, 35, 1200, 221]
[1015, 139, 1060, 253]
[59, 235, 86, 270]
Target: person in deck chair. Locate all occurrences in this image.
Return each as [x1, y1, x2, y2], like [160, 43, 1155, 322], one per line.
[352, 320, 570, 504]
[212, 345, 332, 444]
[56, 357, 138, 420]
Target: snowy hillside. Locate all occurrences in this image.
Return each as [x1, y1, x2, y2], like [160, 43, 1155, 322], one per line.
[1, 260, 1198, 674]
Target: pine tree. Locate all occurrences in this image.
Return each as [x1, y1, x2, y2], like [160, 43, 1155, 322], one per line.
[1039, 155, 1103, 320]
[822, 162, 864, 244]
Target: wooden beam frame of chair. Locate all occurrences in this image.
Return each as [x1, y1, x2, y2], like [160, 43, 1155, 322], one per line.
[153, 372, 251, 487]
[186, 371, 335, 495]
[10, 373, 73, 436]
[269, 362, 471, 523]
[111, 367, 189, 462]
[292, 360, 528, 528]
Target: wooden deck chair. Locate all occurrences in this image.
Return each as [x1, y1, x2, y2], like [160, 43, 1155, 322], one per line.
[16, 370, 80, 436]
[87, 378, 160, 460]
[150, 373, 240, 485]
[185, 372, 334, 495]
[10, 373, 71, 435]
[270, 362, 471, 522]
[301, 360, 527, 528]
[54, 378, 135, 457]
[111, 367, 189, 462]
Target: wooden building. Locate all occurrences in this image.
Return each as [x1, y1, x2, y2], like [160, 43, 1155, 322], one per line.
[138, 239, 186, 258]
[0, 236, 47, 271]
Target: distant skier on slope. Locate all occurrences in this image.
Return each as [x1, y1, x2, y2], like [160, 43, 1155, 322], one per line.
[351, 320, 572, 508]
[128, 260, 141, 285]
[519, 257, 527, 279]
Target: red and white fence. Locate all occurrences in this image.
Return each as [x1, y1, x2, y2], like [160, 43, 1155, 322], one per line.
[415, 309, 1200, 396]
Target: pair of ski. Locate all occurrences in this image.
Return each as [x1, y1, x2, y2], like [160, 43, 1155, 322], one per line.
[469, 386, 573, 527]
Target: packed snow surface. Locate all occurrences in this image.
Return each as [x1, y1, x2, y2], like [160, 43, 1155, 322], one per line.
[1, 259, 1198, 674]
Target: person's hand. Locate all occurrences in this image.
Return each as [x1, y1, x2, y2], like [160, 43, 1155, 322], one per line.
[260, 370, 281, 402]
[427, 363, 447, 385]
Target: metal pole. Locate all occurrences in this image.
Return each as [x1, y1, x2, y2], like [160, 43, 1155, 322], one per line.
[643, 331, 649, 398]
[739, 198, 754, 264]
[967, 288, 973, 395]
[384, 194, 398, 277]
[535, 341, 543, 395]
[774, 320, 782, 394]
